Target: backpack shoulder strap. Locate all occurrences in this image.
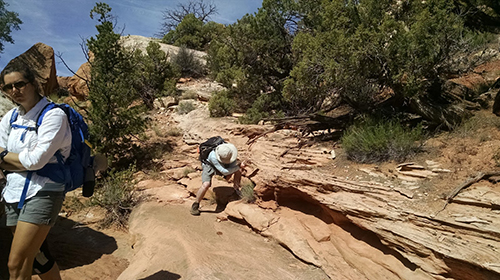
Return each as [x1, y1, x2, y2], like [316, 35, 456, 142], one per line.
[9, 108, 38, 142]
[36, 102, 58, 129]
[9, 108, 18, 126]
[35, 102, 66, 163]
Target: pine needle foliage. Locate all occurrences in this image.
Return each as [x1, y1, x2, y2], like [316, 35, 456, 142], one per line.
[86, 3, 148, 163]
[132, 41, 179, 109]
[0, 0, 22, 55]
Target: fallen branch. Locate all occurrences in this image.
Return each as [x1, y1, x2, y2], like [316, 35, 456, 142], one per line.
[246, 123, 285, 146]
[434, 171, 500, 216]
[278, 140, 309, 158]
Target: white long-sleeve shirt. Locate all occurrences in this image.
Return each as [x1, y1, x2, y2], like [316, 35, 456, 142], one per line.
[0, 97, 71, 203]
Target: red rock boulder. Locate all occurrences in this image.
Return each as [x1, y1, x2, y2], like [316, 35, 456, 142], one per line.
[4, 42, 58, 96]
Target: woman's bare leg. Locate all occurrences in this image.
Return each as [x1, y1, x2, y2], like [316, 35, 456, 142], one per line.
[8, 221, 51, 280]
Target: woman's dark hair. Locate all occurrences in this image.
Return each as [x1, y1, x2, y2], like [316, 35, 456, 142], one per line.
[1, 61, 36, 84]
[1, 61, 41, 95]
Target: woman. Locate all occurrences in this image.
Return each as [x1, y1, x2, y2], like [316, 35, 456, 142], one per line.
[0, 61, 70, 280]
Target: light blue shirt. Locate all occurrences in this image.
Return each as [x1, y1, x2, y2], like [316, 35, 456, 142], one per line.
[206, 150, 239, 176]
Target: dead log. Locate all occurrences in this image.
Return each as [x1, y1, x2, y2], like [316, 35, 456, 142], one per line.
[248, 110, 352, 146]
[246, 123, 286, 145]
[435, 171, 500, 215]
[409, 94, 473, 130]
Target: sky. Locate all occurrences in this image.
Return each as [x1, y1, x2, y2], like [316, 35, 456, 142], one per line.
[0, 0, 263, 76]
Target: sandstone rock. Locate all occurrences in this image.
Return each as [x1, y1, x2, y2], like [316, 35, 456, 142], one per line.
[57, 76, 71, 89]
[178, 77, 191, 83]
[449, 73, 487, 91]
[179, 176, 208, 197]
[187, 172, 200, 180]
[135, 179, 166, 190]
[66, 61, 91, 100]
[163, 166, 188, 181]
[0, 95, 15, 117]
[141, 184, 191, 202]
[120, 35, 206, 64]
[224, 201, 278, 232]
[265, 213, 322, 267]
[5, 42, 58, 95]
[298, 215, 331, 242]
[153, 96, 177, 109]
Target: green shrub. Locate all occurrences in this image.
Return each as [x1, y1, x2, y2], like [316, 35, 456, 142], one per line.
[162, 14, 204, 50]
[206, 5, 293, 114]
[171, 45, 206, 77]
[152, 124, 165, 137]
[341, 118, 425, 163]
[87, 3, 149, 163]
[238, 107, 267, 124]
[238, 92, 285, 124]
[132, 41, 180, 109]
[165, 127, 183, 137]
[152, 124, 183, 139]
[177, 100, 196, 114]
[90, 165, 140, 229]
[209, 90, 235, 117]
[241, 181, 256, 203]
[180, 90, 198, 100]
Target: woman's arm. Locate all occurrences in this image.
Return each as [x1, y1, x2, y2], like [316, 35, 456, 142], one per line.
[0, 147, 25, 171]
[18, 108, 70, 170]
[0, 109, 24, 171]
[207, 151, 240, 176]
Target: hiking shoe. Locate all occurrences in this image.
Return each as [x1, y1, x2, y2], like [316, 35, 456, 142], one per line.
[190, 202, 200, 216]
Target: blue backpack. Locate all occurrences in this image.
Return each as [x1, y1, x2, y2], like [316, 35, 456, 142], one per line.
[9, 102, 95, 209]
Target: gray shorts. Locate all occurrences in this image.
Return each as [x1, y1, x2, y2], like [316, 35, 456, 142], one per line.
[201, 162, 222, 183]
[4, 190, 64, 227]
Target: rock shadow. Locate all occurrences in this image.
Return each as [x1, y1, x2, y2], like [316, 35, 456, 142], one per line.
[46, 216, 118, 270]
[0, 226, 12, 280]
[1, 215, 116, 278]
[139, 270, 181, 280]
[211, 186, 240, 212]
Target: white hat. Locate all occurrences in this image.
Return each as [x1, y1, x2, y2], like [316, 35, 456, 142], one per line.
[215, 143, 238, 164]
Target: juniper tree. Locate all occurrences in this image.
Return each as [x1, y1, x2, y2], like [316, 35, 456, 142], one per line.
[0, 0, 22, 56]
[158, 0, 217, 37]
[132, 41, 179, 109]
[86, 2, 147, 163]
[162, 13, 224, 51]
[206, 0, 296, 118]
[283, 0, 486, 112]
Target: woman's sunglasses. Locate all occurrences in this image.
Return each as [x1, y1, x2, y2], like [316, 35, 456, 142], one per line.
[2, 81, 29, 93]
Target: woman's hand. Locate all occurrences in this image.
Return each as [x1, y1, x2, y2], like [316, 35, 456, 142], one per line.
[239, 160, 248, 176]
[0, 150, 26, 171]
